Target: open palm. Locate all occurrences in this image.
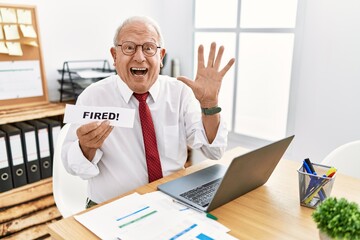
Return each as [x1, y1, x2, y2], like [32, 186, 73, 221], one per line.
[177, 42, 235, 108]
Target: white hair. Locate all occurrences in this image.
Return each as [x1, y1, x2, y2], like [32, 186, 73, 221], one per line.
[113, 16, 165, 47]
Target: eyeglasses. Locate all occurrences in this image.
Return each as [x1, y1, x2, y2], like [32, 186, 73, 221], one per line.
[116, 41, 161, 57]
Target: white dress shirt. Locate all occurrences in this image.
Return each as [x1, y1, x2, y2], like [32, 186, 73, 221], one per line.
[61, 74, 228, 203]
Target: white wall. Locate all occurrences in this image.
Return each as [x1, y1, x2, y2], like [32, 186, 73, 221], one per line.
[3, 0, 359, 163]
[287, 0, 360, 162]
[1, 0, 176, 101]
[156, 0, 194, 78]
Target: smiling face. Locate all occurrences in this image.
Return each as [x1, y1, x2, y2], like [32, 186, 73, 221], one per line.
[110, 20, 166, 94]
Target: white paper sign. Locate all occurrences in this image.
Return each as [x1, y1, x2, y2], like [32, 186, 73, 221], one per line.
[63, 104, 135, 128]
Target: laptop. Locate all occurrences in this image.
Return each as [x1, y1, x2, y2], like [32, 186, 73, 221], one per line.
[158, 135, 294, 212]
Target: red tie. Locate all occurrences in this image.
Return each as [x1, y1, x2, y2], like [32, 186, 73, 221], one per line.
[134, 92, 163, 182]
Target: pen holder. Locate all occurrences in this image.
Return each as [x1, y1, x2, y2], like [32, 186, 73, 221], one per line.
[297, 163, 336, 208]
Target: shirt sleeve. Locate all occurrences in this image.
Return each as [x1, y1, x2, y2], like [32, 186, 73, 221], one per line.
[191, 116, 228, 160]
[61, 123, 103, 180]
[183, 87, 228, 160]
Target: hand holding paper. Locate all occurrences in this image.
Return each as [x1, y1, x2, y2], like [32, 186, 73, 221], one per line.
[63, 104, 136, 160]
[77, 121, 113, 160]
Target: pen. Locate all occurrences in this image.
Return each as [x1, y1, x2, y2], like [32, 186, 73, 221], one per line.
[303, 170, 338, 204]
[303, 160, 317, 194]
[326, 167, 337, 178]
[303, 159, 326, 200]
[302, 178, 330, 204]
[302, 160, 312, 174]
[304, 158, 316, 174]
[172, 199, 218, 220]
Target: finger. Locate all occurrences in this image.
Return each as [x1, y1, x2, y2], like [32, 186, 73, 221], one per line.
[207, 42, 216, 68]
[219, 58, 236, 77]
[80, 124, 112, 149]
[77, 121, 110, 145]
[197, 45, 205, 69]
[94, 125, 114, 147]
[87, 121, 112, 143]
[77, 121, 101, 136]
[213, 45, 225, 70]
[177, 76, 196, 89]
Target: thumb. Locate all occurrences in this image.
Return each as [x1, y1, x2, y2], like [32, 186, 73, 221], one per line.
[177, 76, 195, 90]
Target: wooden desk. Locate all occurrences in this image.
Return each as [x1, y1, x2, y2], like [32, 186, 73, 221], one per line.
[48, 147, 360, 239]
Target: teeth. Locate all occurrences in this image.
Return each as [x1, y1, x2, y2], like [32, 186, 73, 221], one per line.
[130, 67, 147, 76]
[131, 67, 146, 70]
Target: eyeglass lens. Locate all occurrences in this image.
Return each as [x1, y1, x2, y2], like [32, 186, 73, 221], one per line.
[120, 42, 158, 56]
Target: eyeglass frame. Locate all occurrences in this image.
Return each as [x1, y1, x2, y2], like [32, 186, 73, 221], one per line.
[116, 41, 161, 57]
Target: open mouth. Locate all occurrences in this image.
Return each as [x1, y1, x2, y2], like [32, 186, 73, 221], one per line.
[130, 67, 148, 76]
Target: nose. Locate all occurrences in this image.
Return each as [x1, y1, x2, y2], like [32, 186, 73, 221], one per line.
[133, 45, 146, 62]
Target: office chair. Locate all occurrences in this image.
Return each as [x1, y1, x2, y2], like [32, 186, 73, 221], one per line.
[52, 123, 88, 218]
[321, 140, 360, 179]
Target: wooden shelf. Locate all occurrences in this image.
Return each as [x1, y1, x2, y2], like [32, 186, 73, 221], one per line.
[0, 102, 65, 125]
[0, 177, 62, 239]
[0, 178, 52, 208]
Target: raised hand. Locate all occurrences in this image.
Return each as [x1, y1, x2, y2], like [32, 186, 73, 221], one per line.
[177, 42, 235, 108]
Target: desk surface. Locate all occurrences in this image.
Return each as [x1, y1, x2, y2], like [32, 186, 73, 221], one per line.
[48, 147, 360, 240]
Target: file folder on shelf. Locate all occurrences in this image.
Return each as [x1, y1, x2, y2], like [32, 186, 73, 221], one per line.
[0, 124, 27, 188]
[27, 120, 52, 179]
[12, 122, 41, 184]
[39, 118, 61, 164]
[0, 129, 13, 192]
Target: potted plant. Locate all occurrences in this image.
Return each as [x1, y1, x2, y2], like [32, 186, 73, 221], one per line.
[312, 197, 360, 240]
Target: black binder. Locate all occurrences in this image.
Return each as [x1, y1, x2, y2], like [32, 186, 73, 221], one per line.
[12, 122, 41, 183]
[38, 118, 61, 163]
[0, 129, 13, 192]
[27, 120, 52, 179]
[0, 124, 27, 188]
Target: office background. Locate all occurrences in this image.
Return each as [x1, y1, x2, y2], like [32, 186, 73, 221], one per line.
[2, 0, 360, 164]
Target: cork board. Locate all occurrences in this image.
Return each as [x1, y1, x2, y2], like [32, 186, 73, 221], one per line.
[0, 3, 48, 107]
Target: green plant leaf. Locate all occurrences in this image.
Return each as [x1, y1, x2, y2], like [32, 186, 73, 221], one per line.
[312, 197, 360, 240]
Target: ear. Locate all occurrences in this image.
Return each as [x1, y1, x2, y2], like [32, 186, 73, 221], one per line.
[160, 49, 166, 68]
[110, 47, 116, 61]
[160, 48, 166, 62]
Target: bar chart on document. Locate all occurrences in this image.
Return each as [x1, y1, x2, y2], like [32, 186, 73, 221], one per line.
[74, 192, 238, 240]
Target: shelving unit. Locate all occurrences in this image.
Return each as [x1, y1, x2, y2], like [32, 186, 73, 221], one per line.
[0, 3, 65, 239]
[58, 59, 116, 102]
[0, 103, 65, 240]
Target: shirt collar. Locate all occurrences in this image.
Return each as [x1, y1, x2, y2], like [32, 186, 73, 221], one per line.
[116, 75, 133, 103]
[148, 79, 160, 102]
[116, 75, 160, 103]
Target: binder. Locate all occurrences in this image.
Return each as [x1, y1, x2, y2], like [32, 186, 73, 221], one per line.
[27, 120, 52, 179]
[12, 122, 41, 183]
[0, 124, 27, 188]
[38, 118, 61, 163]
[0, 129, 13, 192]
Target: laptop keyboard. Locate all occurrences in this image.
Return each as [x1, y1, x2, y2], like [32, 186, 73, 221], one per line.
[180, 178, 222, 207]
